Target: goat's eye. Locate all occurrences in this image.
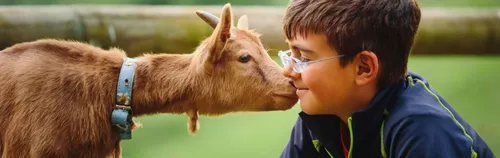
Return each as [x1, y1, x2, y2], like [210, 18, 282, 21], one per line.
[238, 54, 251, 63]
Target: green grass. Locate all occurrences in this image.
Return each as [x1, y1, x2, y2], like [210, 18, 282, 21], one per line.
[122, 55, 500, 157]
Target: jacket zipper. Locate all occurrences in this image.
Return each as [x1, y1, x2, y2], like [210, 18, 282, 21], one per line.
[347, 117, 354, 158]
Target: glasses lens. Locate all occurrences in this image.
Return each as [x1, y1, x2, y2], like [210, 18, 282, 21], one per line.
[280, 56, 288, 66]
[278, 51, 291, 66]
[295, 63, 304, 73]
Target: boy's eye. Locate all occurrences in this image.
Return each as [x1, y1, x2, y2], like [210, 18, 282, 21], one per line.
[299, 57, 310, 62]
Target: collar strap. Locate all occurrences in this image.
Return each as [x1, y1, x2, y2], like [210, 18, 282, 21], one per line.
[111, 57, 138, 140]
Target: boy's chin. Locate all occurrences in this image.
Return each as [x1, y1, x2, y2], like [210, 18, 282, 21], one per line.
[299, 101, 336, 115]
[299, 102, 322, 115]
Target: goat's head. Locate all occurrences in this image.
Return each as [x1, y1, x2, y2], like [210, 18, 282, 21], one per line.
[191, 3, 298, 116]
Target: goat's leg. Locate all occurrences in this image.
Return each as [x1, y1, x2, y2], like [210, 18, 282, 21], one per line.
[2, 129, 30, 158]
[113, 141, 122, 158]
[1, 145, 8, 158]
[1, 141, 28, 158]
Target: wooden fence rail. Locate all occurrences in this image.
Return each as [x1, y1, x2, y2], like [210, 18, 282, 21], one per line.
[0, 5, 499, 56]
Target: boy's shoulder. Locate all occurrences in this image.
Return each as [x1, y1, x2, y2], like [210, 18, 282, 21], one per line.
[384, 71, 468, 134]
[382, 71, 494, 157]
[386, 71, 452, 121]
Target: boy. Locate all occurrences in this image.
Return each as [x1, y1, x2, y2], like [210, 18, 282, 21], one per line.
[277, 0, 495, 157]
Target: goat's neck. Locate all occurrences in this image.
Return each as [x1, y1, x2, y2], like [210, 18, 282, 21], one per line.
[130, 54, 195, 116]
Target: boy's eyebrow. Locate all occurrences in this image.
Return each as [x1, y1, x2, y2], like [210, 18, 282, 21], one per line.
[291, 44, 315, 53]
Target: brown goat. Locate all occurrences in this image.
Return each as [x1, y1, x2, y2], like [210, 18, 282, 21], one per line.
[0, 3, 298, 158]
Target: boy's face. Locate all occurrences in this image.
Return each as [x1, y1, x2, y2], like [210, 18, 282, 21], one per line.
[283, 33, 358, 115]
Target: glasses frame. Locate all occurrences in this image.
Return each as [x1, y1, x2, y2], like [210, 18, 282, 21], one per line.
[277, 49, 344, 73]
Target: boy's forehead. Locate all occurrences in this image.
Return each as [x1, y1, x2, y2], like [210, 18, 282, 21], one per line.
[284, 33, 340, 56]
[287, 32, 327, 41]
[285, 37, 305, 46]
[285, 34, 328, 48]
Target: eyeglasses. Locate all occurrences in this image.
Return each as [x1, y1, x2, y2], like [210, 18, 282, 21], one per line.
[278, 49, 344, 73]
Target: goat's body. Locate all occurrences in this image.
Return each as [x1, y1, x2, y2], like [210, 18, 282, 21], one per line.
[0, 39, 125, 157]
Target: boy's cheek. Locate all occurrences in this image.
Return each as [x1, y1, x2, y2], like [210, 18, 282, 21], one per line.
[298, 91, 328, 114]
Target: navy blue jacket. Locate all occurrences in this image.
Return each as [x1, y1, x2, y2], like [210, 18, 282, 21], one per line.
[280, 72, 495, 158]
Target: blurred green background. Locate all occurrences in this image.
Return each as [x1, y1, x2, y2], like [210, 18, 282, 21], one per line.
[2, 0, 499, 157]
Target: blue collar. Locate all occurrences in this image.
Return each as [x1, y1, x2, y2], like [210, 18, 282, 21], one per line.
[111, 57, 138, 140]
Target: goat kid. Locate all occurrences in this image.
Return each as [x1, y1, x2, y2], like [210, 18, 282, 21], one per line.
[0, 3, 298, 158]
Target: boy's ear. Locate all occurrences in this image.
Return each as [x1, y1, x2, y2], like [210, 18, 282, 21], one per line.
[354, 51, 379, 86]
[196, 3, 233, 63]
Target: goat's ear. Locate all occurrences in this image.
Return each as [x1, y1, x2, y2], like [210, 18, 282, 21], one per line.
[205, 3, 232, 63]
[237, 15, 248, 30]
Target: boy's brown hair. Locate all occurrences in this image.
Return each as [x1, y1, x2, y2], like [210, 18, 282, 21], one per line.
[283, 0, 421, 86]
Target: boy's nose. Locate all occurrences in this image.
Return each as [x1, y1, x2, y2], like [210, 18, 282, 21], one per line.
[282, 63, 300, 79]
